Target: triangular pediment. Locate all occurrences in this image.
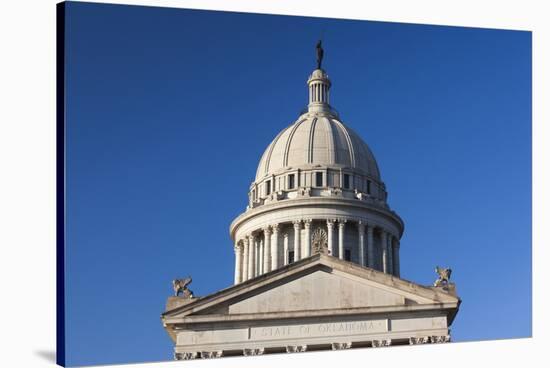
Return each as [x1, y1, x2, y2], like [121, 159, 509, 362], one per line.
[162, 254, 459, 323]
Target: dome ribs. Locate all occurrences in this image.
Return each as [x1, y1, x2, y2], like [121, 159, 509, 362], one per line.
[324, 117, 337, 165]
[283, 118, 307, 168]
[307, 117, 318, 164]
[264, 124, 293, 176]
[331, 119, 356, 168]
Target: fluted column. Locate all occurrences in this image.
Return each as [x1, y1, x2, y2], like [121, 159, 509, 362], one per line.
[242, 238, 249, 281]
[393, 238, 401, 277]
[271, 224, 279, 270]
[381, 231, 388, 273]
[327, 219, 335, 256]
[258, 240, 264, 275]
[248, 235, 255, 279]
[263, 227, 272, 274]
[367, 225, 375, 269]
[234, 243, 243, 284]
[387, 234, 394, 275]
[338, 219, 346, 260]
[283, 233, 289, 265]
[358, 222, 366, 267]
[293, 220, 302, 261]
[256, 240, 262, 276]
[303, 219, 312, 259]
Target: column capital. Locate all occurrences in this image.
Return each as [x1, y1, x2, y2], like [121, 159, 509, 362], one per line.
[338, 220, 346, 228]
[292, 220, 302, 228]
[303, 219, 312, 228]
[371, 339, 392, 348]
[200, 351, 223, 359]
[175, 352, 198, 360]
[243, 348, 264, 356]
[331, 342, 352, 350]
[263, 226, 272, 235]
[234, 243, 243, 252]
[409, 336, 430, 345]
[430, 335, 451, 344]
[326, 219, 335, 228]
[285, 345, 307, 353]
[367, 224, 375, 234]
[358, 221, 366, 231]
[271, 223, 280, 233]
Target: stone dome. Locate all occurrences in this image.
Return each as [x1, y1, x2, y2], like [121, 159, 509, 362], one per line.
[255, 116, 381, 182]
[230, 59, 404, 287]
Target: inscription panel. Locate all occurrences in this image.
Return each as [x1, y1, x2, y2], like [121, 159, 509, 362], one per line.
[250, 319, 388, 341]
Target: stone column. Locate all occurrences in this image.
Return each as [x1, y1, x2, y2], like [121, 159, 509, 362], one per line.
[234, 243, 243, 284]
[387, 234, 394, 275]
[258, 240, 264, 275]
[242, 238, 249, 282]
[327, 219, 335, 256]
[257, 240, 262, 276]
[303, 219, 312, 259]
[248, 234, 255, 279]
[381, 231, 388, 273]
[358, 221, 366, 267]
[263, 227, 271, 273]
[293, 220, 301, 261]
[367, 225, 375, 269]
[393, 238, 401, 277]
[338, 219, 346, 260]
[283, 233, 289, 265]
[271, 224, 279, 270]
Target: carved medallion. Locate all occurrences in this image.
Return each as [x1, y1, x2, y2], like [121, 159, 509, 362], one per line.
[312, 227, 328, 255]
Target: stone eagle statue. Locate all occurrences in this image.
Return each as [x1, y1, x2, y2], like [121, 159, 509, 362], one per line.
[433, 266, 452, 287]
[173, 276, 194, 298]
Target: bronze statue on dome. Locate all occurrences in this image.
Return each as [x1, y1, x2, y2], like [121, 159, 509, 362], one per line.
[316, 40, 324, 69]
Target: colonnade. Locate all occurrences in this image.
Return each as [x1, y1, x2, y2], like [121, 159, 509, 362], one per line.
[234, 219, 400, 284]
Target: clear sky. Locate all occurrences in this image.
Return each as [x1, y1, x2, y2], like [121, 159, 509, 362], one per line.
[64, 2, 532, 366]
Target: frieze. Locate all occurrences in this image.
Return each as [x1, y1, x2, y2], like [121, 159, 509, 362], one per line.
[250, 319, 387, 341]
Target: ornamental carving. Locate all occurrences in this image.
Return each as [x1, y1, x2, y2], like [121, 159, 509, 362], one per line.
[311, 227, 328, 255]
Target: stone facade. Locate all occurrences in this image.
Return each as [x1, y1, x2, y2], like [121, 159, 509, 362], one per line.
[162, 255, 459, 359]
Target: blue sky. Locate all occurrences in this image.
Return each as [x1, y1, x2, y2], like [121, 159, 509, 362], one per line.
[64, 2, 531, 366]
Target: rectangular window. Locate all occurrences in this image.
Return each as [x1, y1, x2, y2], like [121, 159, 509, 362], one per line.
[288, 174, 295, 189]
[315, 172, 323, 187]
[288, 251, 295, 264]
[344, 249, 351, 261]
[266, 180, 271, 195]
[343, 174, 350, 189]
[366, 180, 371, 194]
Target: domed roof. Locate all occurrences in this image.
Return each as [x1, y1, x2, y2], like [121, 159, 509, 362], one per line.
[309, 68, 329, 81]
[255, 115, 381, 182]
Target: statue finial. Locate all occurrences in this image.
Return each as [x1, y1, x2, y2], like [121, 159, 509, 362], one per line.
[316, 40, 324, 70]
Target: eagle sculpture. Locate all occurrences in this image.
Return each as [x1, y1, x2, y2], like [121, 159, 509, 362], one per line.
[173, 276, 194, 298]
[434, 266, 452, 287]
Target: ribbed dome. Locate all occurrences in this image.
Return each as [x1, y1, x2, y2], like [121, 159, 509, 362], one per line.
[255, 115, 381, 181]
